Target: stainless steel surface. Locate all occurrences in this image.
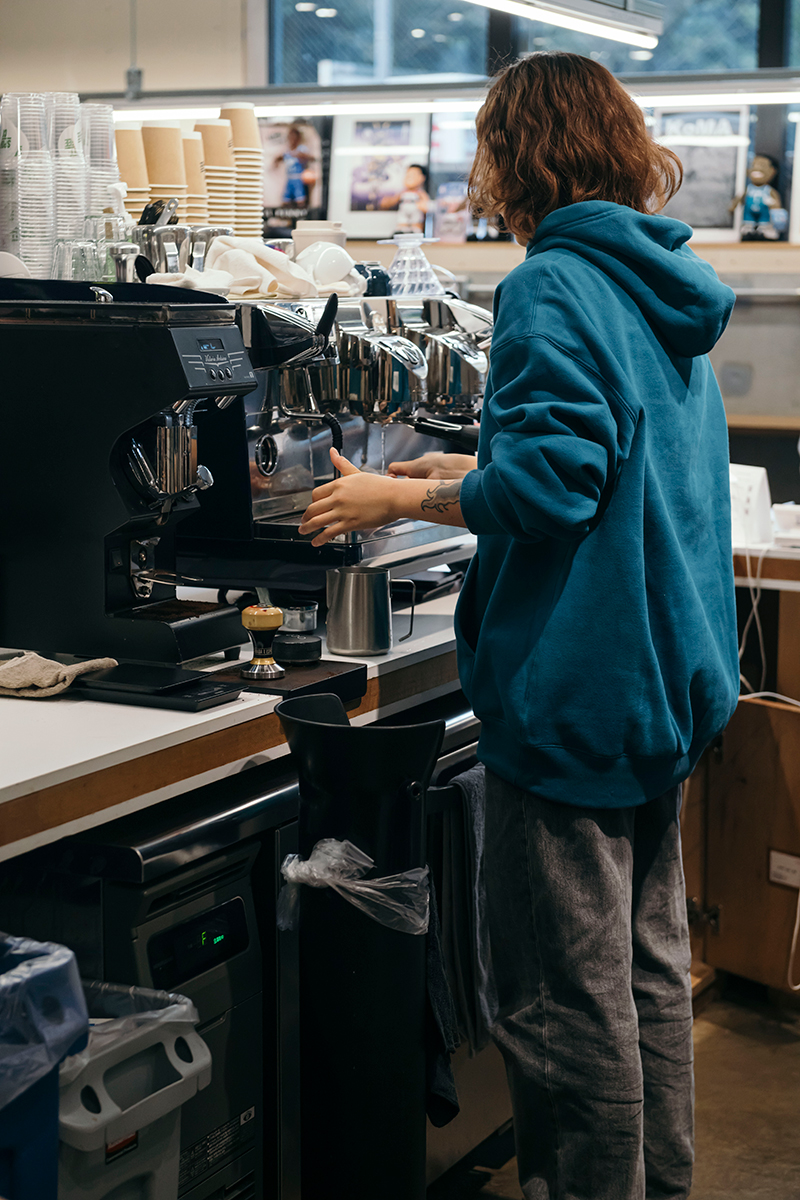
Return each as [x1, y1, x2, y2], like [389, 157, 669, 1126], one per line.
[0, 298, 236, 325]
[109, 241, 140, 283]
[241, 656, 286, 680]
[190, 225, 234, 273]
[129, 224, 193, 274]
[326, 565, 394, 656]
[281, 603, 318, 631]
[89, 286, 113, 303]
[154, 197, 179, 226]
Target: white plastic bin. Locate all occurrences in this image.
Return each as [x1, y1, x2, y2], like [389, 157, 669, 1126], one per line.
[58, 982, 211, 1200]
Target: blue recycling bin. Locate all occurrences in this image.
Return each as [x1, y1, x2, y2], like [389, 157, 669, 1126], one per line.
[0, 933, 89, 1200]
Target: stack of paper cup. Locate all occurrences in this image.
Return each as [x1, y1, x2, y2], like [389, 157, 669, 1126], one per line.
[195, 120, 235, 228]
[182, 133, 209, 225]
[220, 104, 264, 238]
[115, 126, 150, 222]
[82, 103, 120, 214]
[46, 92, 88, 240]
[0, 93, 55, 277]
[142, 124, 188, 221]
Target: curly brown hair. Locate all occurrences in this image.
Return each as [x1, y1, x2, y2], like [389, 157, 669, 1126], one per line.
[468, 52, 682, 242]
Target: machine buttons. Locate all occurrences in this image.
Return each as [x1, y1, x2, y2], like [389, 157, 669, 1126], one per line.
[208, 369, 217, 380]
[225, 368, 233, 378]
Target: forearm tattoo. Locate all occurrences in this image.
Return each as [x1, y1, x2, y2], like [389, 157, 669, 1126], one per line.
[420, 479, 462, 514]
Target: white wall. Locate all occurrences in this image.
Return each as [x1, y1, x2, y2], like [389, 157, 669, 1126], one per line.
[0, 0, 250, 94]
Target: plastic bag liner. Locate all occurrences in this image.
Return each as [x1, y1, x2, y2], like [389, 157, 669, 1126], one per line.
[0, 933, 89, 1112]
[59, 981, 199, 1086]
[277, 839, 430, 936]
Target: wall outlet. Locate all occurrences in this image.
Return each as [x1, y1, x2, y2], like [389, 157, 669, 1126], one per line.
[769, 849, 800, 889]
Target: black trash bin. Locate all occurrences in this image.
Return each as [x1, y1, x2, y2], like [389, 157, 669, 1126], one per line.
[276, 694, 445, 1200]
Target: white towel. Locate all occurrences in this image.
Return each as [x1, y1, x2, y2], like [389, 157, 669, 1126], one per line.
[206, 237, 317, 298]
[146, 265, 235, 293]
[0, 653, 118, 699]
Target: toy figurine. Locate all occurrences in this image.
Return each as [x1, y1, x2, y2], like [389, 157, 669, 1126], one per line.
[380, 163, 431, 233]
[729, 155, 783, 241]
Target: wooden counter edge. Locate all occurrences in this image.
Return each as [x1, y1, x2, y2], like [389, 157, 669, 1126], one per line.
[0, 649, 461, 851]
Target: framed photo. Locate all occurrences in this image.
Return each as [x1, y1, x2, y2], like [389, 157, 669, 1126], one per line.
[653, 107, 750, 243]
[327, 112, 431, 238]
[259, 115, 332, 236]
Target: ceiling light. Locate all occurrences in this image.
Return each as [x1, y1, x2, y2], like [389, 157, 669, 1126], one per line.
[433, 33, 448, 40]
[629, 49, 653, 60]
[447, 11, 464, 20]
[316, 6, 338, 15]
[410, 28, 426, 37]
[634, 91, 800, 108]
[458, 0, 659, 49]
[656, 134, 751, 147]
[295, 2, 317, 9]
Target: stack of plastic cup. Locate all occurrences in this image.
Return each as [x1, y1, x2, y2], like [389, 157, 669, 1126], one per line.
[47, 93, 88, 240]
[0, 93, 55, 277]
[81, 103, 120, 215]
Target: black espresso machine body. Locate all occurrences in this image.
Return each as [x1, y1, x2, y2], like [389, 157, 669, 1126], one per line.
[0, 281, 258, 663]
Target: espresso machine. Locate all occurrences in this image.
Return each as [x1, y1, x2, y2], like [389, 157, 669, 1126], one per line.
[176, 292, 493, 593]
[0, 280, 260, 663]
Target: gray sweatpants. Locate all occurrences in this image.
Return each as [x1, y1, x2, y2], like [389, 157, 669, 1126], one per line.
[484, 770, 694, 1200]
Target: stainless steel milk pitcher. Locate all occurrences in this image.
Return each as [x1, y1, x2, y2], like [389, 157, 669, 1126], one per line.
[326, 566, 415, 656]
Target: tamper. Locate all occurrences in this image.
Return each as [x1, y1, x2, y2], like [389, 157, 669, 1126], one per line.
[241, 605, 286, 680]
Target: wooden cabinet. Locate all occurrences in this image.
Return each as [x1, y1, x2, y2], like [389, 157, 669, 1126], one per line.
[699, 699, 800, 992]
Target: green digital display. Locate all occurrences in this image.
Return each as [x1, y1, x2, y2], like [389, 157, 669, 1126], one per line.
[148, 898, 248, 990]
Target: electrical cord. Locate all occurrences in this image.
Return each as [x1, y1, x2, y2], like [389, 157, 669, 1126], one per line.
[738, 546, 769, 692]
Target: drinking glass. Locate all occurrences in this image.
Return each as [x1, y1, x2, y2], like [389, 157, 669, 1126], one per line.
[51, 238, 102, 281]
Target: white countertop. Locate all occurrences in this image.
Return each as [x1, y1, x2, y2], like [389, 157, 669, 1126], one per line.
[0, 595, 459, 859]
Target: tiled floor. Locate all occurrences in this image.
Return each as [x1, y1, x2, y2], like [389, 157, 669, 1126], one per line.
[434, 979, 800, 1199]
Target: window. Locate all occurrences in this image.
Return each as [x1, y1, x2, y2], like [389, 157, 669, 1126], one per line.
[517, 0, 759, 76]
[270, 0, 488, 86]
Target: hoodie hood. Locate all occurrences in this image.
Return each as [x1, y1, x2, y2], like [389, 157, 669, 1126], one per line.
[528, 201, 735, 358]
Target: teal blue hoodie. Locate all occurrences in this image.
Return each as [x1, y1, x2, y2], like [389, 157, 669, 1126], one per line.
[455, 201, 739, 807]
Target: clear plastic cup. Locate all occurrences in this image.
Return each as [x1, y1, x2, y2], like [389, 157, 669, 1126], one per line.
[51, 238, 102, 281]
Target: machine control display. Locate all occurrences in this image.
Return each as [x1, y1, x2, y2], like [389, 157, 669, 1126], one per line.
[147, 897, 249, 989]
[197, 338, 225, 351]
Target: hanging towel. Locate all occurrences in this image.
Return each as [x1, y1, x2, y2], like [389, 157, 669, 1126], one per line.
[0, 653, 117, 698]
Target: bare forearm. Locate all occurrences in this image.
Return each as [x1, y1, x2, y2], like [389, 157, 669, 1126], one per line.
[391, 478, 467, 527]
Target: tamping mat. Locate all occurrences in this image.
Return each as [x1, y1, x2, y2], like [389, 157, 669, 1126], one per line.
[210, 657, 368, 702]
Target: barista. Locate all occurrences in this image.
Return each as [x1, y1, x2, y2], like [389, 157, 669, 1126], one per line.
[299, 53, 739, 1200]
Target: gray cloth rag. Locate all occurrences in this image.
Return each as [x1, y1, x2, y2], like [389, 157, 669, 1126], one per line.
[442, 763, 497, 1054]
[0, 652, 118, 698]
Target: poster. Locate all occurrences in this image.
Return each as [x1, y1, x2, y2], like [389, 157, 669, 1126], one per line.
[259, 115, 332, 237]
[327, 112, 431, 238]
[653, 108, 750, 242]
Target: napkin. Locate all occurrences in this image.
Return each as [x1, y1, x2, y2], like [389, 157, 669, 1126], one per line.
[146, 265, 235, 293]
[0, 653, 118, 699]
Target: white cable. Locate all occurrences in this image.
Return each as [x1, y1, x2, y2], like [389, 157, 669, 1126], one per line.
[740, 691, 800, 709]
[788, 888, 800, 992]
[739, 546, 768, 692]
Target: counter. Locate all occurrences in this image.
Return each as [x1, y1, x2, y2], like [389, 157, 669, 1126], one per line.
[0, 595, 462, 863]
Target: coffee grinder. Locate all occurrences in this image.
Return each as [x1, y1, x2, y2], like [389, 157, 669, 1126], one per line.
[0, 280, 259, 664]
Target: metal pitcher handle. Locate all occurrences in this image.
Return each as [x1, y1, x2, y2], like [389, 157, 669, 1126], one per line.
[396, 579, 417, 643]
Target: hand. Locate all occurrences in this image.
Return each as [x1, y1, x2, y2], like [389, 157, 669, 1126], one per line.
[388, 452, 477, 480]
[298, 449, 403, 547]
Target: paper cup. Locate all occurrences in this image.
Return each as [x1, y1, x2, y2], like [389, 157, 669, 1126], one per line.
[182, 133, 207, 196]
[142, 124, 187, 187]
[115, 128, 149, 189]
[195, 120, 235, 169]
[220, 104, 261, 150]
